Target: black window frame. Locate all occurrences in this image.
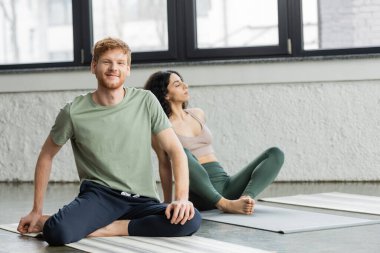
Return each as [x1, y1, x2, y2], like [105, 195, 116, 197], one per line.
[127, 0, 179, 63]
[183, 0, 290, 60]
[2, 0, 380, 71]
[0, 0, 91, 70]
[288, 0, 380, 57]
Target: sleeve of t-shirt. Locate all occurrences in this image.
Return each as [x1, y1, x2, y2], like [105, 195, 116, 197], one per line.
[147, 91, 172, 134]
[50, 103, 74, 145]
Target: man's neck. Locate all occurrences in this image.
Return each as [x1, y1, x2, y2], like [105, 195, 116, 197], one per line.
[92, 87, 126, 106]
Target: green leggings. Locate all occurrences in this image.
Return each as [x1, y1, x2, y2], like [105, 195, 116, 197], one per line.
[185, 147, 284, 211]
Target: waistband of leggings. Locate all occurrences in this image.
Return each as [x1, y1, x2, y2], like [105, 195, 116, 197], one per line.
[81, 180, 145, 199]
[201, 161, 225, 172]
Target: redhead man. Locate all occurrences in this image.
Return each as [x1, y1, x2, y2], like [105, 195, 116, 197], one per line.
[17, 37, 201, 246]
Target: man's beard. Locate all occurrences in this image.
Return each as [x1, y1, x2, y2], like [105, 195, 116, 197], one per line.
[97, 74, 124, 90]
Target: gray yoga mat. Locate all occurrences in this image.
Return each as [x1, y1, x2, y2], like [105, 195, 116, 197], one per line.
[200, 204, 380, 234]
[259, 192, 380, 215]
[0, 223, 270, 253]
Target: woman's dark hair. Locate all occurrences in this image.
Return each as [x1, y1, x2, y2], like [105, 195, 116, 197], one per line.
[144, 70, 187, 117]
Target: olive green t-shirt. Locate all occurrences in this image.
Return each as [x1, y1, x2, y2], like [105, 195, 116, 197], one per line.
[50, 88, 171, 200]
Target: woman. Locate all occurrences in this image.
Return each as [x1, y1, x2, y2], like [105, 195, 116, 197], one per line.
[144, 70, 284, 215]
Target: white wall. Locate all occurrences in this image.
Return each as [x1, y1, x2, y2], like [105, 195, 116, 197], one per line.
[1, 57, 380, 181]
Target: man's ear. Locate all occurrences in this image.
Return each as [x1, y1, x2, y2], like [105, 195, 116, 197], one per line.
[90, 60, 96, 74]
[125, 65, 131, 77]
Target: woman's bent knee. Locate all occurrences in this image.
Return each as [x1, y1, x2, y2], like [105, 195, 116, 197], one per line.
[267, 147, 284, 164]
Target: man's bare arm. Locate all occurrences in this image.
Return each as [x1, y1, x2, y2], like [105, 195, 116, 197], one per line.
[17, 135, 62, 233]
[154, 128, 194, 225]
[151, 135, 173, 203]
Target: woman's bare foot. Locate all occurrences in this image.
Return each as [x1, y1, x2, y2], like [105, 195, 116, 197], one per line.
[88, 220, 130, 237]
[240, 196, 255, 214]
[216, 197, 255, 215]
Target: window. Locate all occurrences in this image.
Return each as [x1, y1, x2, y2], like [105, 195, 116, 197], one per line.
[1, 0, 380, 70]
[49, 0, 72, 26]
[196, 0, 279, 49]
[0, 0, 73, 65]
[300, 0, 380, 55]
[301, 0, 319, 50]
[185, 0, 289, 59]
[92, 0, 169, 52]
[303, 0, 380, 50]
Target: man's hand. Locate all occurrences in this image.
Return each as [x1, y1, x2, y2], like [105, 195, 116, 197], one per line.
[17, 211, 43, 234]
[165, 200, 195, 225]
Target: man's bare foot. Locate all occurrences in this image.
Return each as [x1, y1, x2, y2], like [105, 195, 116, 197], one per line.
[216, 197, 255, 215]
[88, 220, 130, 237]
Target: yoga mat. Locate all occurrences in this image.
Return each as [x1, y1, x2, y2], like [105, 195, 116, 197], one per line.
[0, 223, 271, 253]
[259, 192, 380, 215]
[200, 204, 380, 234]
[0, 223, 41, 237]
[68, 235, 271, 253]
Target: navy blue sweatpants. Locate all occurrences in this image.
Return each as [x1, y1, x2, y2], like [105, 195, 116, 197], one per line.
[43, 180, 202, 246]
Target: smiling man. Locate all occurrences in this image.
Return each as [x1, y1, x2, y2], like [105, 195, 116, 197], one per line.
[17, 37, 201, 246]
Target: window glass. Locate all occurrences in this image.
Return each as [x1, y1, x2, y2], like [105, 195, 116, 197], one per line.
[0, 0, 73, 64]
[195, 0, 279, 49]
[92, 0, 168, 52]
[303, 0, 380, 50]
